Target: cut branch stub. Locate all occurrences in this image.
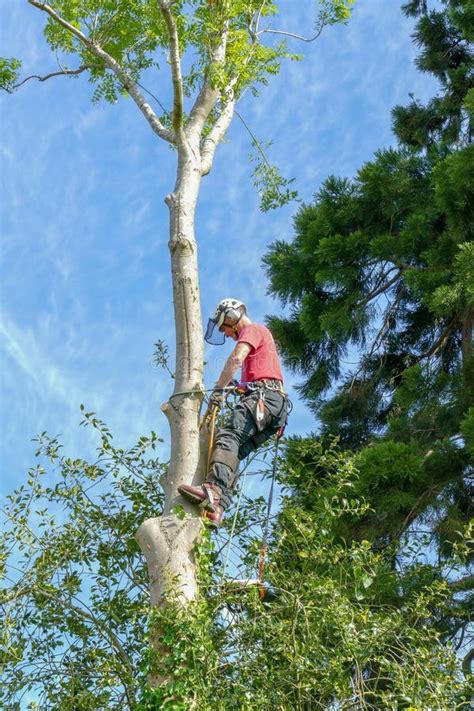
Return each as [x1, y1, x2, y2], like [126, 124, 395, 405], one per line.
[135, 514, 203, 606]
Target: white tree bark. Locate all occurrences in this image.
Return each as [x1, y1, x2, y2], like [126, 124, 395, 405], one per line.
[136, 145, 207, 605]
[28, 0, 239, 656]
[134, 5, 235, 614]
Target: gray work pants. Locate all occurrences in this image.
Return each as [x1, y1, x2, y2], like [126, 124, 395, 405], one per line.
[209, 390, 288, 510]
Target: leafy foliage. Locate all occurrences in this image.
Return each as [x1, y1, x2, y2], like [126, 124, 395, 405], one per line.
[250, 140, 299, 212]
[264, 0, 472, 412]
[3, 1, 356, 209]
[0, 57, 22, 92]
[1, 411, 164, 709]
[252, 438, 472, 708]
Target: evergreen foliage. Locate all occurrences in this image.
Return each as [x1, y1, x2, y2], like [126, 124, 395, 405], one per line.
[263, 0, 473, 682]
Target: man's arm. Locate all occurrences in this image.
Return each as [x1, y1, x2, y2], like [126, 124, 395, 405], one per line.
[214, 342, 251, 389]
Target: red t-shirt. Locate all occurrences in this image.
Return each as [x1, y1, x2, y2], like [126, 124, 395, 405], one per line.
[238, 323, 283, 384]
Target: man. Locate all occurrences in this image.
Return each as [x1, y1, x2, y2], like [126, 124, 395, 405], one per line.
[178, 298, 289, 529]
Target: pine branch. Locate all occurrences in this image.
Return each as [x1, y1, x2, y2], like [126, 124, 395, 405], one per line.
[417, 316, 457, 361]
[27, 0, 175, 144]
[447, 575, 474, 592]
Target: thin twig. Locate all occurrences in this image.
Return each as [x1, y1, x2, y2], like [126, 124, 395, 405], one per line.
[257, 27, 324, 43]
[5, 65, 89, 92]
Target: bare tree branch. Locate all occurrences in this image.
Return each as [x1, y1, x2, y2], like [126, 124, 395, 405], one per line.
[3, 582, 136, 704]
[27, 0, 175, 144]
[200, 82, 236, 175]
[37, 587, 137, 706]
[251, 1, 268, 37]
[4, 65, 89, 93]
[235, 109, 272, 169]
[158, 0, 185, 140]
[186, 20, 229, 139]
[417, 316, 458, 362]
[136, 80, 168, 114]
[359, 268, 401, 307]
[393, 484, 445, 541]
[257, 27, 324, 43]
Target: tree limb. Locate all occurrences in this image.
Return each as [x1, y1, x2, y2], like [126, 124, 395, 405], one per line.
[5, 65, 89, 92]
[395, 484, 445, 540]
[157, 0, 184, 140]
[236, 109, 272, 169]
[250, 1, 268, 38]
[186, 19, 229, 140]
[2, 581, 137, 705]
[257, 27, 324, 43]
[200, 82, 236, 175]
[27, 0, 175, 144]
[447, 575, 474, 591]
[417, 316, 458, 362]
[359, 268, 401, 307]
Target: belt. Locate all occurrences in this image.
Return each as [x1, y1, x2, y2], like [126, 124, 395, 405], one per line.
[244, 379, 285, 394]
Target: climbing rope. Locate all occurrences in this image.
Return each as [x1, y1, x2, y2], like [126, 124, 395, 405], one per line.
[201, 402, 219, 477]
[220, 460, 251, 582]
[219, 429, 284, 599]
[257, 427, 283, 597]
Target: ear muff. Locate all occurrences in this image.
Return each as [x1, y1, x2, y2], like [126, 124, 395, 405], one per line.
[224, 307, 242, 323]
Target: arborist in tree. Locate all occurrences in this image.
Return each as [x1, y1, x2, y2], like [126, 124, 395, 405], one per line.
[178, 298, 289, 529]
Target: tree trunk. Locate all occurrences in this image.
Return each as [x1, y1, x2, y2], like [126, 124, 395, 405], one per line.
[135, 146, 206, 606]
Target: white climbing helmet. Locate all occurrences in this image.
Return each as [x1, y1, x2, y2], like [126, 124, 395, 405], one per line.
[205, 298, 246, 345]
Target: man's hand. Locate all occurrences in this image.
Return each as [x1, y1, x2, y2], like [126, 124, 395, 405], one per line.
[209, 388, 225, 409]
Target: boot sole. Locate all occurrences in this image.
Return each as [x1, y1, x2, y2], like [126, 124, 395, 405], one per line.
[178, 486, 217, 512]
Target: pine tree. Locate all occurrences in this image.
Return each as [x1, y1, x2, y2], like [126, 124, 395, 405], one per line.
[263, 0, 473, 674]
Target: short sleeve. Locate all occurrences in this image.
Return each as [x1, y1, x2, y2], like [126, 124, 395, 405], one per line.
[238, 324, 262, 351]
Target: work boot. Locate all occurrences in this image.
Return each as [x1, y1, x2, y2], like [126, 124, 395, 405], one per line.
[177, 482, 221, 512]
[203, 506, 223, 530]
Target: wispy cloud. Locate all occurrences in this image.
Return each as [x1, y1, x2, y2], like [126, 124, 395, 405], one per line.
[1, 0, 437, 493]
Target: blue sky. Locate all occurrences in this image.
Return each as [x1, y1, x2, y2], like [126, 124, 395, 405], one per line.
[1, 1, 439, 495]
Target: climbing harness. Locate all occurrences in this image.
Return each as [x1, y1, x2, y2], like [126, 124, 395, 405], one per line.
[168, 379, 286, 401]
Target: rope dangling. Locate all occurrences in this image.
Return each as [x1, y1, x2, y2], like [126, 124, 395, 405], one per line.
[258, 426, 284, 598]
